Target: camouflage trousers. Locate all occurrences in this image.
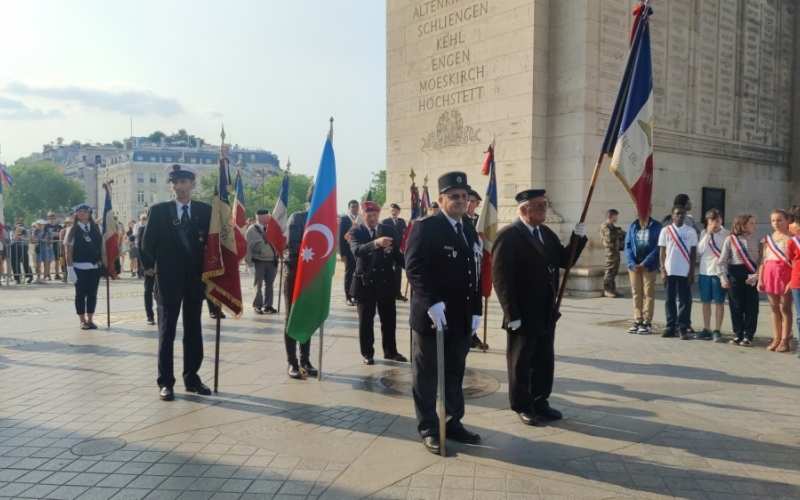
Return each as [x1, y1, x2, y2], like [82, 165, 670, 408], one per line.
[604, 251, 621, 289]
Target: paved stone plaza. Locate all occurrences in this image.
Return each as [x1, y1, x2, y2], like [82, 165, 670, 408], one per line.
[2, 263, 800, 500]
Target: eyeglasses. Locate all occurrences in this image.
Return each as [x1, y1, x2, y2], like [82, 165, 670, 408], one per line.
[526, 201, 548, 209]
[444, 193, 468, 200]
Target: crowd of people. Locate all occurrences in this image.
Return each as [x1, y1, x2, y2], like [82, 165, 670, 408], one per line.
[601, 194, 800, 355]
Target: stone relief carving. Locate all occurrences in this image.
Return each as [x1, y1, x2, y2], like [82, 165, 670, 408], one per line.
[421, 110, 481, 150]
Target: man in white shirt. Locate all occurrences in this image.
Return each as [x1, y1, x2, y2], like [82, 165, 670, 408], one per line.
[658, 206, 698, 340]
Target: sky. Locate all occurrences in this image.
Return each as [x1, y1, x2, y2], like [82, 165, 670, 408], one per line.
[0, 0, 386, 211]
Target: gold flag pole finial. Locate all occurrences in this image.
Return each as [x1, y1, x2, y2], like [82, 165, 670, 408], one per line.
[286, 157, 291, 172]
[220, 125, 226, 157]
[179, 151, 185, 163]
[327, 117, 334, 143]
[236, 157, 243, 173]
[423, 174, 428, 186]
[410, 168, 417, 185]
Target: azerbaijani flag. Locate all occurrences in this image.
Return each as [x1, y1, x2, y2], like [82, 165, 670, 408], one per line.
[602, 3, 654, 225]
[233, 171, 248, 260]
[203, 156, 244, 318]
[101, 182, 119, 279]
[478, 141, 498, 298]
[267, 169, 289, 256]
[286, 136, 337, 343]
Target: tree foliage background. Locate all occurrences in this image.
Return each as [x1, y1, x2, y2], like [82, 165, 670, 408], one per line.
[362, 170, 386, 207]
[198, 171, 314, 218]
[4, 161, 85, 223]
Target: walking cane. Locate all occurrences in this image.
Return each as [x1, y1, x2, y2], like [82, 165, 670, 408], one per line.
[214, 314, 221, 392]
[276, 260, 284, 313]
[436, 325, 447, 456]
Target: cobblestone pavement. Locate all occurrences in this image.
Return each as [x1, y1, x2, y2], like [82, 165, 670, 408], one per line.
[2, 264, 800, 499]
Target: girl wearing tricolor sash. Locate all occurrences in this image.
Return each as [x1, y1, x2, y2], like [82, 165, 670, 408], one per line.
[696, 209, 729, 342]
[718, 214, 762, 346]
[759, 209, 794, 353]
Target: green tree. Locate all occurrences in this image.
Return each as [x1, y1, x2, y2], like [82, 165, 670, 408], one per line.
[198, 171, 313, 218]
[69, 140, 81, 147]
[362, 170, 386, 207]
[111, 140, 123, 148]
[4, 161, 85, 223]
[147, 130, 166, 144]
[56, 137, 64, 146]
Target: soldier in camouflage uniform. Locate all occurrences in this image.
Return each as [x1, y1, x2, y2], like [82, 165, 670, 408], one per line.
[599, 209, 626, 297]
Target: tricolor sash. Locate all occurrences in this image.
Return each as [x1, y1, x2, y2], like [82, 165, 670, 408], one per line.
[766, 235, 792, 268]
[667, 225, 691, 264]
[730, 235, 757, 273]
[708, 234, 721, 259]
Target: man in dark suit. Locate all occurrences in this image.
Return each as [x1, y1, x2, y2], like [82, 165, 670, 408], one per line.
[464, 189, 481, 228]
[338, 200, 360, 306]
[491, 189, 587, 426]
[405, 171, 483, 455]
[136, 215, 156, 326]
[349, 201, 408, 365]
[382, 203, 407, 301]
[140, 164, 213, 401]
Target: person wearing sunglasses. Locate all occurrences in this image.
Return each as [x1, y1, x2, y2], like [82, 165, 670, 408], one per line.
[404, 171, 483, 455]
[491, 189, 587, 427]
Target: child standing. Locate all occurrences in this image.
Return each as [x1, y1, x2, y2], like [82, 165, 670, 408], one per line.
[659, 206, 698, 340]
[696, 209, 730, 342]
[759, 209, 793, 352]
[718, 214, 762, 346]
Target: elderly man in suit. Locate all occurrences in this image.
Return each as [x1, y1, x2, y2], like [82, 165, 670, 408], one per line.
[491, 189, 587, 425]
[405, 171, 483, 454]
[338, 200, 360, 306]
[140, 164, 213, 401]
[349, 201, 408, 365]
[246, 209, 279, 315]
[382, 203, 407, 301]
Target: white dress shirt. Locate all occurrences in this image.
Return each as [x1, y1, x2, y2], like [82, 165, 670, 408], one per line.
[175, 200, 191, 219]
[443, 212, 468, 246]
[520, 218, 545, 245]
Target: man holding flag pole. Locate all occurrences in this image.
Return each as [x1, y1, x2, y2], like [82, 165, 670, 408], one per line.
[100, 181, 120, 330]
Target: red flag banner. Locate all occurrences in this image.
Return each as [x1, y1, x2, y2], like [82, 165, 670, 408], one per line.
[202, 157, 244, 318]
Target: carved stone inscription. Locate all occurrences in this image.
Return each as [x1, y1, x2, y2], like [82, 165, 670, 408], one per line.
[776, 0, 795, 150]
[598, 0, 630, 115]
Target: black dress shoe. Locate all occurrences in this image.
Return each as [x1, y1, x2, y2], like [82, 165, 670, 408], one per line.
[146, 318, 156, 325]
[534, 404, 563, 421]
[264, 306, 277, 314]
[159, 387, 174, 401]
[88, 322, 98, 330]
[300, 362, 318, 377]
[219, 312, 226, 319]
[395, 294, 407, 302]
[363, 357, 375, 365]
[422, 435, 441, 454]
[448, 427, 481, 443]
[253, 307, 264, 315]
[288, 363, 302, 379]
[185, 382, 212, 395]
[345, 299, 356, 306]
[518, 412, 538, 426]
[384, 353, 408, 362]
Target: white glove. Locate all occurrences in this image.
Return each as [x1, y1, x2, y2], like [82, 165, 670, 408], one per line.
[248, 266, 256, 275]
[67, 266, 77, 283]
[508, 319, 522, 330]
[427, 302, 447, 330]
[471, 315, 481, 334]
[573, 222, 586, 237]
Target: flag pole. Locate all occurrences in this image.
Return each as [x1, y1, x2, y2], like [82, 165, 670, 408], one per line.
[482, 296, 488, 353]
[316, 117, 334, 383]
[276, 260, 284, 313]
[106, 274, 110, 329]
[554, 151, 606, 313]
[214, 315, 221, 393]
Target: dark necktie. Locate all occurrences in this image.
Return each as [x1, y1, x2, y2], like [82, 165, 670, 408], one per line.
[533, 227, 544, 247]
[181, 205, 190, 234]
[370, 228, 375, 240]
[455, 222, 465, 247]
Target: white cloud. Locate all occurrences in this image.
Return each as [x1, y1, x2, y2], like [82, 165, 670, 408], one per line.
[6, 81, 183, 117]
[0, 95, 63, 120]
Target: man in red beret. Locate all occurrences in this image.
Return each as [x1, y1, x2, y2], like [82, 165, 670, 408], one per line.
[348, 201, 407, 364]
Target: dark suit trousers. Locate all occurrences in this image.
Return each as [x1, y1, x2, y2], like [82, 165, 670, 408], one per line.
[283, 266, 310, 365]
[507, 329, 555, 413]
[727, 264, 759, 339]
[157, 291, 204, 389]
[143, 274, 155, 320]
[411, 329, 471, 437]
[74, 268, 101, 315]
[344, 254, 356, 300]
[394, 265, 403, 296]
[357, 296, 397, 358]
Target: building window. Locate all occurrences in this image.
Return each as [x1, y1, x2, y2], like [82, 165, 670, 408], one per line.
[150, 156, 156, 161]
[191, 158, 197, 163]
[250, 154, 255, 161]
[165, 157, 171, 162]
[137, 173, 144, 183]
[82, 155, 88, 162]
[150, 192, 156, 203]
[206, 159, 212, 164]
[150, 173, 157, 183]
[137, 191, 145, 203]
[136, 156, 143, 161]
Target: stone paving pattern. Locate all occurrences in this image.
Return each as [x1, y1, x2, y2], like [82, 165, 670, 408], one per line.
[2, 263, 800, 499]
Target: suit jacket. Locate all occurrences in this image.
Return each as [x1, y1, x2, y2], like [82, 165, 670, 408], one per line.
[139, 200, 212, 305]
[245, 224, 278, 263]
[492, 220, 587, 336]
[284, 210, 308, 268]
[381, 217, 407, 242]
[404, 211, 482, 337]
[338, 214, 358, 258]
[348, 223, 403, 300]
[463, 213, 479, 228]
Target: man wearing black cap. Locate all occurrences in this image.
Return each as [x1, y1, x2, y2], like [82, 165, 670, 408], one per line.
[430, 202, 440, 215]
[338, 200, 360, 306]
[382, 203, 407, 301]
[247, 209, 279, 314]
[491, 189, 587, 426]
[405, 171, 483, 454]
[465, 189, 482, 228]
[140, 163, 213, 401]
[349, 201, 407, 365]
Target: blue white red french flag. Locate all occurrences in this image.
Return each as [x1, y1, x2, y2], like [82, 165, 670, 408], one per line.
[601, 4, 653, 224]
[101, 182, 119, 279]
